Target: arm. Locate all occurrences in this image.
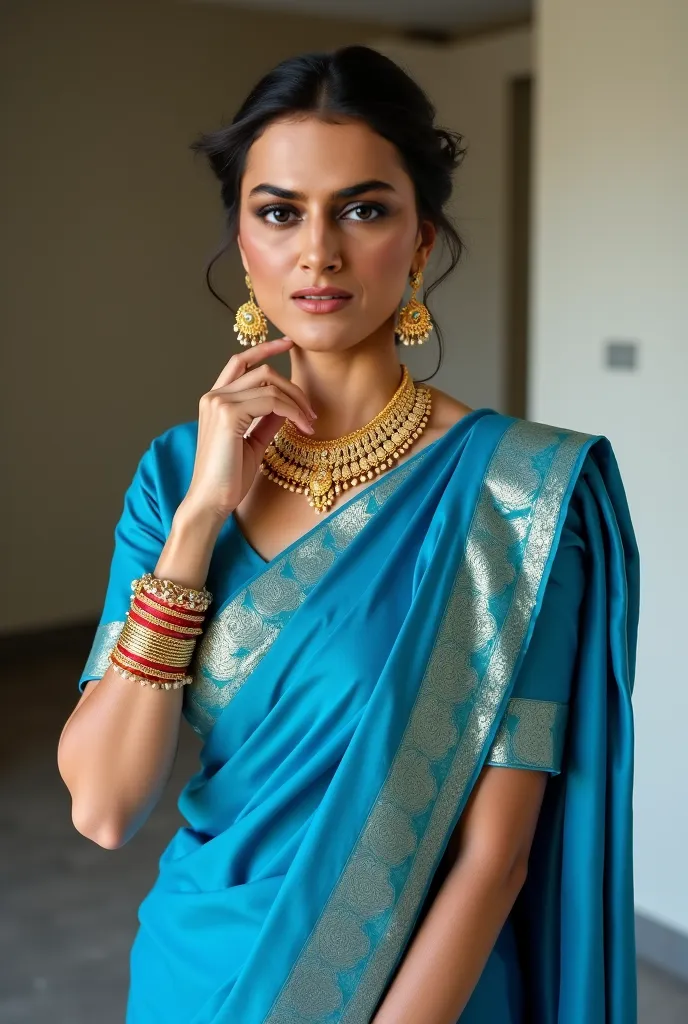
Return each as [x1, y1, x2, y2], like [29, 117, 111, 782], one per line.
[57, 505, 222, 850]
[57, 338, 316, 850]
[371, 765, 547, 1024]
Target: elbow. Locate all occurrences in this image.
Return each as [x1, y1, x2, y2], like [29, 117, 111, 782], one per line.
[490, 845, 530, 896]
[71, 804, 129, 850]
[457, 846, 530, 899]
[58, 746, 133, 850]
[506, 854, 529, 896]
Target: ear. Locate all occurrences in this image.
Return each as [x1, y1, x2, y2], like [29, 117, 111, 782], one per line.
[236, 233, 250, 275]
[414, 219, 438, 273]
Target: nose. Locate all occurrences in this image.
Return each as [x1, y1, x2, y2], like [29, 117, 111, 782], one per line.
[298, 210, 342, 276]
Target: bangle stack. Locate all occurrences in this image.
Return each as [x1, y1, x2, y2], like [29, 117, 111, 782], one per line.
[109, 573, 213, 690]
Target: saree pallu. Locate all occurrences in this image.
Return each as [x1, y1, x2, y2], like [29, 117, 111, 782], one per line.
[79, 407, 640, 1023]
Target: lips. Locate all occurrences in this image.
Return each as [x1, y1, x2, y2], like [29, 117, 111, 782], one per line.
[291, 287, 353, 299]
[291, 287, 353, 314]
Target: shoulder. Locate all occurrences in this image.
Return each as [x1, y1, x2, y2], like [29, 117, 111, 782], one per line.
[132, 418, 199, 514]
[427, 386, 602, 452]
[424, 387, 475, 442]
[428, 390, 599, 526]
[146, 417, 199, 466]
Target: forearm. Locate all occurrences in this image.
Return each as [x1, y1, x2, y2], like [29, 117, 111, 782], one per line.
[58, 504, 222, 848]
[371, 853, 526, 1024]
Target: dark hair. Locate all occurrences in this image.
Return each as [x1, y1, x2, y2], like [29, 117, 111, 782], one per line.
[191, 44, 467, 379]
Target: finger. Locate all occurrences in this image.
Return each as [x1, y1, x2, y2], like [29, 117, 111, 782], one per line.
[211, 336, 293, 391]
[244, 412, 285, 456]
[221, 364, 317, 423]
[211, 337, 293, 391]
[229, 387, 314, 435]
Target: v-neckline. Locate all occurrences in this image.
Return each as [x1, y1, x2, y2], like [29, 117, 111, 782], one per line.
[230, 407, 491, 569]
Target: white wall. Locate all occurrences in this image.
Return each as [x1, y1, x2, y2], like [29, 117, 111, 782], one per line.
[374, 30, 532, 411]
[531, 0, 688, 935]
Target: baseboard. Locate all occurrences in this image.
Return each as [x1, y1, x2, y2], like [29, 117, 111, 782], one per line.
[636, 911, 688, 983]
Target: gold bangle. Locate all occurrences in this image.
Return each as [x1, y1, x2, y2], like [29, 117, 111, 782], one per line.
[133, 573, 213, 613]
[115, 644, 194, 669]
[110, 649, 191, 681]
[117, 621, 197, 666]
[123, 611, 202, 642]
[132, 593, 206, 622]
[114, 644, 195, 670]
[109, 659, 192, 690]
[129, 598, 202, 630]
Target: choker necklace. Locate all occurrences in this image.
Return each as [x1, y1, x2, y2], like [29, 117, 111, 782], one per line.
[259, 365, 432, 514]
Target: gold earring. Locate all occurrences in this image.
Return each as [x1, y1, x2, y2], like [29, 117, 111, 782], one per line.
[234, 274, 268, 347]
[396, 269, 433, 346]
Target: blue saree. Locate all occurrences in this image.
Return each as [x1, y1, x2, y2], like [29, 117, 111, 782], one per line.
[78, 406, 640, 1024]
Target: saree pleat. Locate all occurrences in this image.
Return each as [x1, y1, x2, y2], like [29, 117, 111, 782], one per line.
[514, 447, 638, 1024]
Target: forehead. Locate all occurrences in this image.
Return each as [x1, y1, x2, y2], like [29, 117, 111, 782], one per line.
[241, 116, 410, 196]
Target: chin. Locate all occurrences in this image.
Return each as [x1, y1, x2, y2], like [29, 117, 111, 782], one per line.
[280, 320, 369, 353]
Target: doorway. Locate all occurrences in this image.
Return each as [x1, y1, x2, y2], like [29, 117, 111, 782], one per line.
[505, 74, 533, 418]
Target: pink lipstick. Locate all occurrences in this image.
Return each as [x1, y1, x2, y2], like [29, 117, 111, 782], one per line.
[291, 286, 353, 315]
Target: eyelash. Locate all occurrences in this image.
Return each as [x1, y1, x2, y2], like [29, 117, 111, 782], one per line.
[255, 201, 388, 227]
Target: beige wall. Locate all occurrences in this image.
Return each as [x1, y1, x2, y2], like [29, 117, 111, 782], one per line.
[373, 29, 532, 411]
[531, 0, 688, 935]
[0, 0, 388, 633]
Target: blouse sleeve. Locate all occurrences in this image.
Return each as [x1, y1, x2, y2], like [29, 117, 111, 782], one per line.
[77, 439, 167, 692]
[484, 487, 587, 775]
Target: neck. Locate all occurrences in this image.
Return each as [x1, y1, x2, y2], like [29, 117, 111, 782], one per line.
[289, 334, 405, 440]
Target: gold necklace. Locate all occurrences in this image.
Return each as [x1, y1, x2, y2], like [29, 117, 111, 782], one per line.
[260, 365, 432, 514]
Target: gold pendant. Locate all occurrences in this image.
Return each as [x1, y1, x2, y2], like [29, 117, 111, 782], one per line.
[307, 465, 334, 513]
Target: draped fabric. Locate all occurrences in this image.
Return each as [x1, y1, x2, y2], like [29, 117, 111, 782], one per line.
[79, 407, 639, 1023]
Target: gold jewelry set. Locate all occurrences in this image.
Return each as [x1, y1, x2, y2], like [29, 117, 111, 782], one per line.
[108, 270, 433, 690]
[233, 268, 433, 348]
[233, 267, 434, 515]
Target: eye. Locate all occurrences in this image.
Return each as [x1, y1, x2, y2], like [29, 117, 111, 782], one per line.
[340, 202, 386, 222]
[256, 204, 300, 226]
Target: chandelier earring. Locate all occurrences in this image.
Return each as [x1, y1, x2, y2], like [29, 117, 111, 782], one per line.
[395, 269, 433, 346]
[234, 274, 269, 347]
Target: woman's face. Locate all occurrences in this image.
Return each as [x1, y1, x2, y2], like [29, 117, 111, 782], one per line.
[236, 115, 436, 353]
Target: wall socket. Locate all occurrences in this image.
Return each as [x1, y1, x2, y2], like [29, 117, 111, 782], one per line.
[605, 340, 639, 370]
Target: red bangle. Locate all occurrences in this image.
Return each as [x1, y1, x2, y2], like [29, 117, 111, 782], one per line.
[136, 589, 207, 621]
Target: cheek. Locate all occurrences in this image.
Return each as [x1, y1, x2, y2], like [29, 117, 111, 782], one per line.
[237, 219, 292, 291]
[353, 230, 415, 316]
[361, 232, 412, 282]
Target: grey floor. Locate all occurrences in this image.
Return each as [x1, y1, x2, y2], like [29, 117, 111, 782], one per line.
[2, 631, 688, 1023]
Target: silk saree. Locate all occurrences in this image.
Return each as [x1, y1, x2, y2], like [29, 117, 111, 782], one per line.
[78, 406, 640, 1023]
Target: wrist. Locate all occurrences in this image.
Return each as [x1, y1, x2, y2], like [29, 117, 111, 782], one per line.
[154, 504, 223, 591]
[172, 498, 226, 540]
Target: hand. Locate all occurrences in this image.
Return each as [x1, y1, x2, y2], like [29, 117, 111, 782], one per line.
[180, 337, 316, 523]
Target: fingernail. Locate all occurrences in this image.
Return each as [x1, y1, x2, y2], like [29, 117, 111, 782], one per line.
[309, 408, 318, 419]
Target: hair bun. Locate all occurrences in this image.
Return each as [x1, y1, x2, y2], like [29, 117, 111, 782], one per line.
[435, 127, 467, 172]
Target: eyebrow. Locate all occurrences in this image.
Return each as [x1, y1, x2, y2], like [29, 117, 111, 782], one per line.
[247, 179, 397, 201]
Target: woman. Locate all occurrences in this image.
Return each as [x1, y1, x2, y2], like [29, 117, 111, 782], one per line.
[58, 46, 640, 1024]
